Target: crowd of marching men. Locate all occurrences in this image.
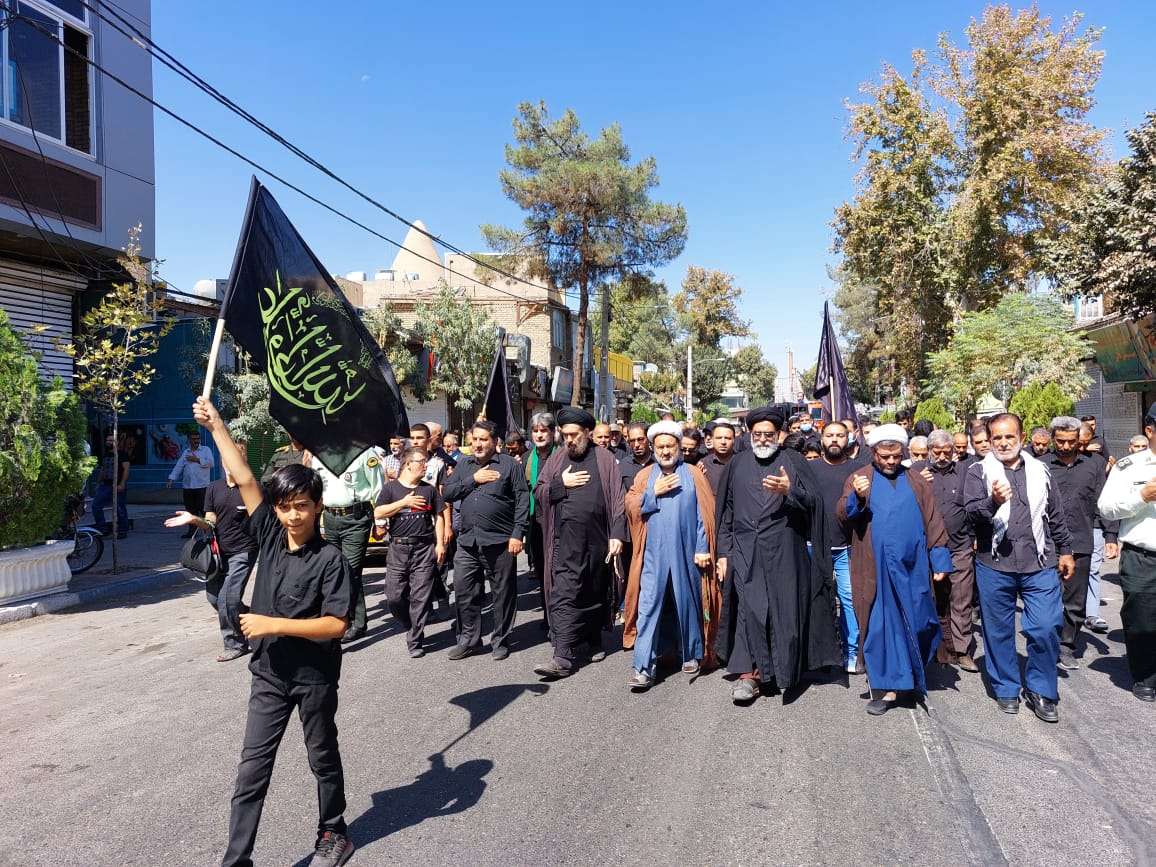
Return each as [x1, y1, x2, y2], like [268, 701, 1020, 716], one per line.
[171, 397, 1156, 865]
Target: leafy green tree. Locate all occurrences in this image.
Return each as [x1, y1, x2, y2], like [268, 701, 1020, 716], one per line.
[687, 343, 730, 411]
[0, 310, 94, 548]
[361, 302, 428, 403]
[415, 282, 498, 432]
[913, 397, 956, 431]
[672, 266, 752, 348]
[1049, 110, 1156, 317]
[731, 344, 778, 408]
[925, 294, 1091, 420]
[65, 227, 174, 570]
[1008, 382, 1075, 433]
[835, 6, 1108, 387]
[832, 52, 955, 389]
[596, 276, 678, 371]
[798, 363, 818, 400]
[936, 6, 1107, 305]
[482, 101, 687, 403]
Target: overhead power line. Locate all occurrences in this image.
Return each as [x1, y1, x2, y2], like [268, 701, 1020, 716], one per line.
[58, 0, 579, 306]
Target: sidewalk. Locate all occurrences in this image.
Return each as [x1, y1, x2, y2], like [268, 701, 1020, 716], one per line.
[0, 503, 194, 625]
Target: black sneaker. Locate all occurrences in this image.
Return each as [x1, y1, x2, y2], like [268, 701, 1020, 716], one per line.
[311, 830, 354, 866]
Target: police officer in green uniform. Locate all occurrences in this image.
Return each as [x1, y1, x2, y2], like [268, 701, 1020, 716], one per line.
[260, 436, 307, 485]
[311, 447, 384, 642]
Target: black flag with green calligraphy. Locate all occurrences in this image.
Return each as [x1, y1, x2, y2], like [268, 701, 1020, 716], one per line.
[220, 178, 409, 475]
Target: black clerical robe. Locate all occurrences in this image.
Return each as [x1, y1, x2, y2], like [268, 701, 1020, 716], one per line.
[713, 448, 841, 687]
[534, 443, 627, 661]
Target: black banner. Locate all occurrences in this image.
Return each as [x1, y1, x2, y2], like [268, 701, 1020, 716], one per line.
[220, 178, 410, 475]
[813, 301, 857, 424]
[481, 341, 520, 439]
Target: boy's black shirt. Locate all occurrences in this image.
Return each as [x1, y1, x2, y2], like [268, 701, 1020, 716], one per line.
[247, 500, 352, 684]
[376, 479, 443, 538]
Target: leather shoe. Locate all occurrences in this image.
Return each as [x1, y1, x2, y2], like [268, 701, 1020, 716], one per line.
[866, 698, 895, 716]
[956, 654, 979, 673]
[533, 658, 572, 679]
[491, 645, 509, 661]
[409, 647, 425, 659]
[1133, 683, 1156, 702]
[448, 643, 480, 661]
[996, 697, 1020, 714]
[340, 626, 365, 644]
[1024, 690, 1059, 723]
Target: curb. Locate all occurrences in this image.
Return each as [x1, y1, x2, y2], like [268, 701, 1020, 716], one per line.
[0, 566, 188, 626]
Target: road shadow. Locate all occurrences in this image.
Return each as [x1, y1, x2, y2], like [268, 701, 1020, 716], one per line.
[1087, 652, 1137, 693]
[344, 682, 548, 851]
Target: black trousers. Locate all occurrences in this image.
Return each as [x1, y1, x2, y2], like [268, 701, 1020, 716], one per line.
[453, 541, 517, 651]
[1060, 552, 1092, 652]
[222, 668, 346, 867]
[182, 486, 207, 517]
[324, 511, 372, 630]
[385, 540, 437, 650]
[528, 520, 549, 628]
[1119, 546, 1156, 688]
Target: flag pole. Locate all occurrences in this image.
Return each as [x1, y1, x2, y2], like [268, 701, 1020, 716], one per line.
[202, 317, 228, 399]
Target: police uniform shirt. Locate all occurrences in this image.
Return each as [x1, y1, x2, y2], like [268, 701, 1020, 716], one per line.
[313, 448, 384, 509]
[1098, 448, 1156, 551]
[246, 500, 352, 683]
[261, 445, 305, 485]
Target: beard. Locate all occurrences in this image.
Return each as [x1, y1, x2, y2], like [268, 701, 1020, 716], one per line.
[656, 453, 680, 470]
[565, 435, 590, 459]
[932, 457, 952, 470]
[753, 442, 780, 461]
[997, 443, 1021, 463]
[823, 443, 844, 461]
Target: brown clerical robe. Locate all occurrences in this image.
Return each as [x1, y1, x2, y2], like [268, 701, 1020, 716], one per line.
[623, 463, 721, 669]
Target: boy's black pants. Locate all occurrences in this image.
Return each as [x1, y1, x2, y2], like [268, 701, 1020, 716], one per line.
[222, 668, 346, 866]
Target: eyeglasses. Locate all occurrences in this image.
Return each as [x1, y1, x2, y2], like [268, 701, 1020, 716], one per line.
[750, 431, 778, 441]
[408, 459, 427, 466]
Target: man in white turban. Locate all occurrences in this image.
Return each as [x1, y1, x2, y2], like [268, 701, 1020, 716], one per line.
[621, 421, 719, 690]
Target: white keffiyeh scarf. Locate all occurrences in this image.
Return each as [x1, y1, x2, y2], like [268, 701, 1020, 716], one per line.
[981, 451, 1050, 565]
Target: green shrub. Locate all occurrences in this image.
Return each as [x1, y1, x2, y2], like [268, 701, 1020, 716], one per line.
[627, 403, 659, 427]
[1008, 382, 1075, 433]
[0, 309, 94, 548]
[914, 397, 957, 431]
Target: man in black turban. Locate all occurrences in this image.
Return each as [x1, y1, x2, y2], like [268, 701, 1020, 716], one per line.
[532, 406, 627, 679]
[714, 406, 841, 702]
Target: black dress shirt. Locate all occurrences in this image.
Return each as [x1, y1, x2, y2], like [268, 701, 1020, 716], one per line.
[911, 460, 972, 552]
[442, 452, 530, 545]
[247, 501, 351, 683]
[1043, 452, 1116, 554]
[964, 458, 1072, 572]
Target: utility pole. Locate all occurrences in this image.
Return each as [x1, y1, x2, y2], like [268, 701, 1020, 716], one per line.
[597, 282, 611, 421]
[686, 343, 693, 418]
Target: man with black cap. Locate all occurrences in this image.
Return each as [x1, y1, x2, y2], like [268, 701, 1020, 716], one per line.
[1097, 403, 1156, 702]
[532, 406, 627, 679]
[714, 406, 841, 702]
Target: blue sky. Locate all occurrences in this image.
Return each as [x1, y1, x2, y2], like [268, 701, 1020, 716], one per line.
[151, 1, 1156, 384]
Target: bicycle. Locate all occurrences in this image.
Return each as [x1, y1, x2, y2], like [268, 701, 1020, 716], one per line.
[53, 493, 104, 574]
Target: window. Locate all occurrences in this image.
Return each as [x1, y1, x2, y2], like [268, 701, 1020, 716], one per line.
[1, 0, 92, 153]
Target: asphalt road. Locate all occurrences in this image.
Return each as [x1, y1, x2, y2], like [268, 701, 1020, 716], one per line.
[1, 560, 1153, 866]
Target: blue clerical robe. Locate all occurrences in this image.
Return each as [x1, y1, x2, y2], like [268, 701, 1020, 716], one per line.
[845, 472, 953, 693]
[633, 463, 708, 675]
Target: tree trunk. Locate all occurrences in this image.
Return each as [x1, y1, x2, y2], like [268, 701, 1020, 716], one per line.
[110, 419, 120, 574]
